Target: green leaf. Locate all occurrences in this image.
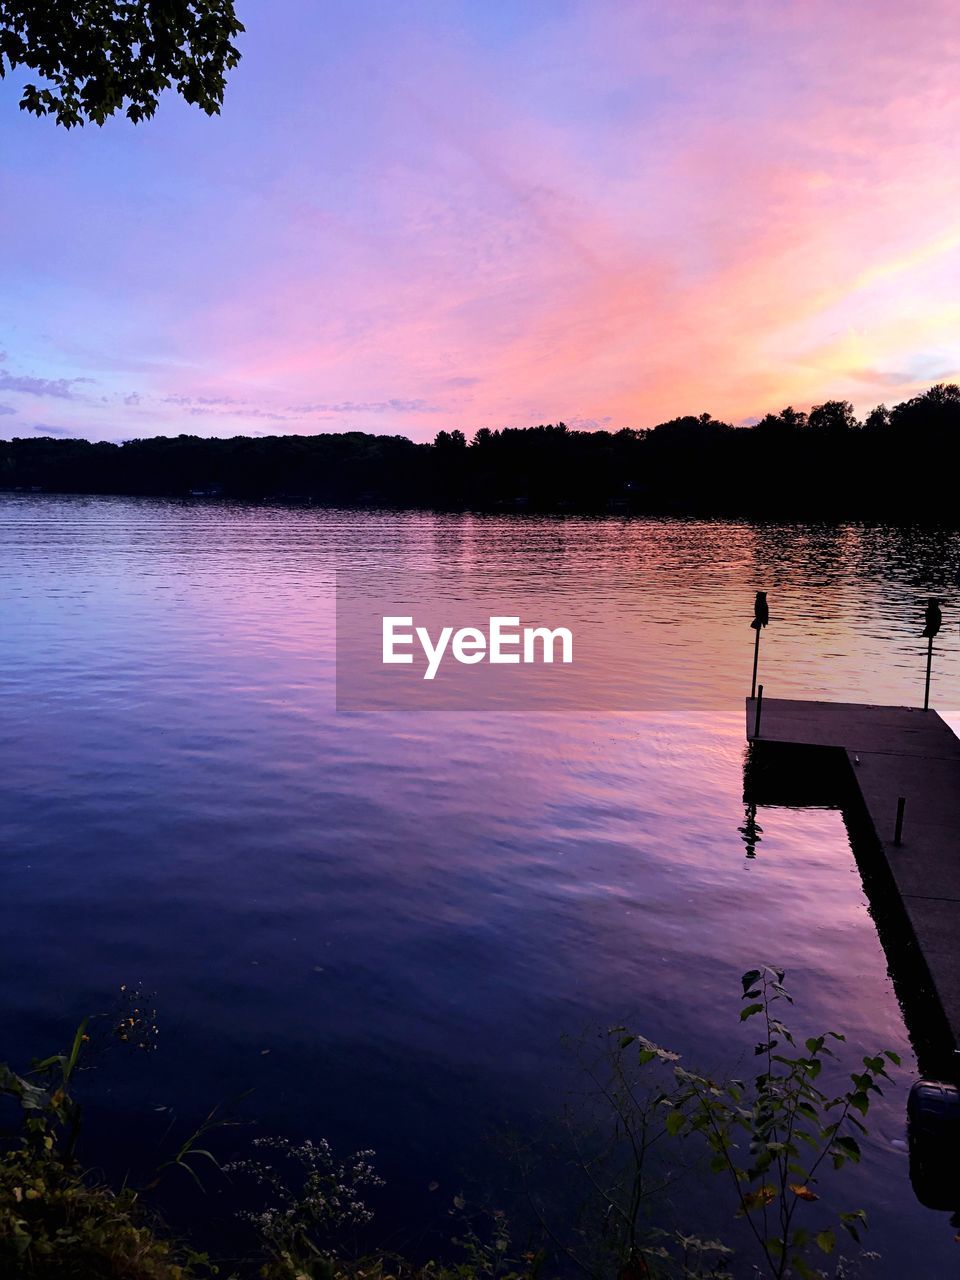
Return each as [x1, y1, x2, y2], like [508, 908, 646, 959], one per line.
[840, 1208, 867, 1236]
[0, 1069, 50, 1113]
[64, 1018, 88, 1083]
[740, 1003, 764, 1021]
[816, 1229, 836, 1254]
[664, 1109, 686, 1136]
[835, 1135, 861, 1161]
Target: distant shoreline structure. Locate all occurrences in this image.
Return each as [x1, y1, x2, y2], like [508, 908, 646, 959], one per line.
[3, 382, 960, 519]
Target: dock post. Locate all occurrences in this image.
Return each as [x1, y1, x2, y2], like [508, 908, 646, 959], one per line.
[750, 626, 761, 699]
[749, 592, 768, 697]
[894, 796, 906, 846]
[921, 598, 941, 711]
[754, 684, 763, 738]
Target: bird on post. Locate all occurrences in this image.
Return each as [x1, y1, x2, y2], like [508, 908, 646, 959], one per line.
[922, 597, 942, 638]
[751, 591, 769, 630]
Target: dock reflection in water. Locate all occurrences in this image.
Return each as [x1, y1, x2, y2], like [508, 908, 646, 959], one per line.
[743, 703, 960, 1219]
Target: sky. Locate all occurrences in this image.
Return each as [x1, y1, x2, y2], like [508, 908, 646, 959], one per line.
[1, 0, 960, 443]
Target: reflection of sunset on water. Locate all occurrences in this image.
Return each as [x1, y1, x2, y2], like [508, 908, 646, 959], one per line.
[2, 496, 958, 1272]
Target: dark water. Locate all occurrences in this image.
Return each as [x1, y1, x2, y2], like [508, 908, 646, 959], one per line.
[2, 495, 960, 1275]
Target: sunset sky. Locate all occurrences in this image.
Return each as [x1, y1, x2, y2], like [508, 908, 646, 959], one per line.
[2, 0, 960, 443]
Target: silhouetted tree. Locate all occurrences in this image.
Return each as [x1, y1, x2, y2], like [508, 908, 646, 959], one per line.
[807, 399, 858, 433]
[434, 429, 467, 451]
[864, 404, 890, 433]
[890, 383, 960, 438]
[754, 406, 807, 433]
[0, 0, 243, 127]
[4, 381, 960, 518]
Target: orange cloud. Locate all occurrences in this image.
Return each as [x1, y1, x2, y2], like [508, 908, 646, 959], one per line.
[7, 0, 960, 440]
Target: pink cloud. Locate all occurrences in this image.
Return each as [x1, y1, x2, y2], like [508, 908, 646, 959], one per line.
[6, 1, 960, 440]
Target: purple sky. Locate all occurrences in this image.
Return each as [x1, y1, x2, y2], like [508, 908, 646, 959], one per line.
[2, 0, 960, 442]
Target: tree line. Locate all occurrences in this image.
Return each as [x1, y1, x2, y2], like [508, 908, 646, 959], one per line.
[3, 382, 960, 517]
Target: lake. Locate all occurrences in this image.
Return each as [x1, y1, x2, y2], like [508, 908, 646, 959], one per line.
[1, 494, 959, 1275]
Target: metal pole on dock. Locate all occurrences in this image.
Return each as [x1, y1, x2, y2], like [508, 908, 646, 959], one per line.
[750, 626, 761, 700]
[754, 683, 763, 738]
[894, 796, 906, 846]
[750, 591, 768, 698]
[921, 598, 941, 712]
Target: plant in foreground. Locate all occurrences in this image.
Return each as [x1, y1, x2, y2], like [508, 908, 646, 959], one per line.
[224, 1135, 384, 1271]
[608, 967, 898, 1279]
[0, 1017, 210, 1278]
[0, 969, 899, 1280]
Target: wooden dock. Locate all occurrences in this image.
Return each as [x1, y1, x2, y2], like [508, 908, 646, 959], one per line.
[745, 696, 960, 1070]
